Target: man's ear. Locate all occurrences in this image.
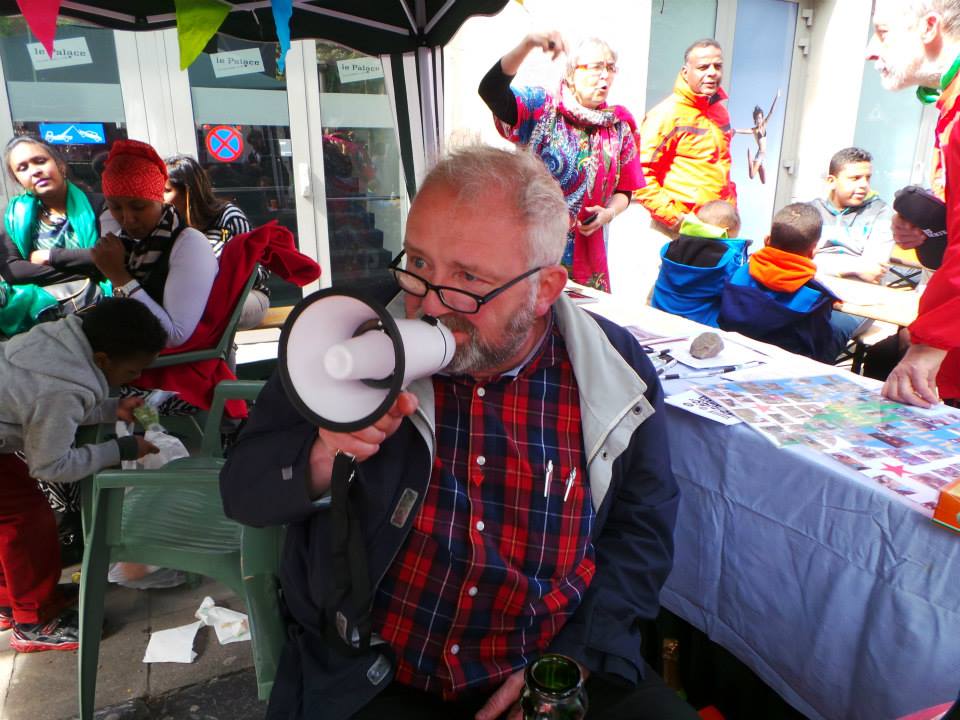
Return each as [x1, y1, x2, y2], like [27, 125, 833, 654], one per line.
[92, 351, 110, 372]
[763, 235, 772, 247]
[920, 12, 942, 44]
[535, 265, 570, 316]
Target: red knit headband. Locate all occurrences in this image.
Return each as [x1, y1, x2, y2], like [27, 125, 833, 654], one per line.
[101, 139, 168, 202]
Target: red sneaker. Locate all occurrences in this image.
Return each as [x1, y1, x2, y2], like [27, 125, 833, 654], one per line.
[9, 610, 79, 653]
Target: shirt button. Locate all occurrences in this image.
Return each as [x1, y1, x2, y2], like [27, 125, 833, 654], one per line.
[475, 520, 485, 532]
[450, 644, 460, 655]
[476, 455, 486, 466]
[477, 387, 486, 397]
[468, 586, 478, 597]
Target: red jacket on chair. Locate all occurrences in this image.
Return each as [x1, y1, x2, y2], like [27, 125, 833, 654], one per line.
[132, 222, 320, 417]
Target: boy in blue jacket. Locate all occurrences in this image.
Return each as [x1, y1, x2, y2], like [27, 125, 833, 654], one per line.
[651, 200, 750, 326]
[719, 202, 851, 363]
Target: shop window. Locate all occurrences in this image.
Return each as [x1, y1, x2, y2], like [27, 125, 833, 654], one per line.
[0, 19, 127, 194]
[316, 43, 403, 286]
[187, 35, 300, 305]
[646, 0, 718, 112]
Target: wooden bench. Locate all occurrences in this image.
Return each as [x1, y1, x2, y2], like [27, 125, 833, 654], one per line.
[257, 305, 294, 330]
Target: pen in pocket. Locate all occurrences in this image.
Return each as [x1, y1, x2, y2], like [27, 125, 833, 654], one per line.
[543, 459, 553, 497]
[563, 468, 577, 502]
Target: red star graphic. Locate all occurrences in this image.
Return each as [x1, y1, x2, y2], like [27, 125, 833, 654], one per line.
[881, 463, 910, 478]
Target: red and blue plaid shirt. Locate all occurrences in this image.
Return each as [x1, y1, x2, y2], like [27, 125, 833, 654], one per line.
[371, 317, 596, 698]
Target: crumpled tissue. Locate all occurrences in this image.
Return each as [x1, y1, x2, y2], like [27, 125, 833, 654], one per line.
[195, 595, 251, 644]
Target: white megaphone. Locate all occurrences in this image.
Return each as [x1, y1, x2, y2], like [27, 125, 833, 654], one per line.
[279, 288, 456, 431]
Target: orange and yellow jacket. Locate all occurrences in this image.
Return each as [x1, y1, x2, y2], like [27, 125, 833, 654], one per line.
[634, 73, 737, 228]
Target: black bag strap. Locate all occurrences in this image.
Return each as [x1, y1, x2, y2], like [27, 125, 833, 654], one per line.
[326, 451, 373, 655]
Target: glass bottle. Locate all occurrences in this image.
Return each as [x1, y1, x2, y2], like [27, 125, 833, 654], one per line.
[520, 654, 588, 720]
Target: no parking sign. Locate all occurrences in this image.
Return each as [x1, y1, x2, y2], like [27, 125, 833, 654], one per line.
[205, 125, 244, 162]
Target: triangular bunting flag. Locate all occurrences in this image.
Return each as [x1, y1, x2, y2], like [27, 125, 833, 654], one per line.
[175, 0, 231, 71]
[271, 0, 293, 74]
[16, 0, 61, 58]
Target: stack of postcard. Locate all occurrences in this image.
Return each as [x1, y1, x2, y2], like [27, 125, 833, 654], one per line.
[697, 374, 960, 516]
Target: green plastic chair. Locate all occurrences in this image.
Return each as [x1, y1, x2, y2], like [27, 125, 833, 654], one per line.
[77, 380, 286, 720]
[141, 270, 258, 446]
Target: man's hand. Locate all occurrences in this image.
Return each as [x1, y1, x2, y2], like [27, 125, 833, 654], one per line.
[117, 397, 145, 423]
[891, 213, 927, 250]
[308, 391, 419, 498]
[882, 343, 948, 407]
[476, 669, 525, 720]
[134, 436, 159, 459]
[843, 263, 888, 284]
[29, 249, 50, 265]
[578, 205, 614, 236]
[475, 661, 590, 720]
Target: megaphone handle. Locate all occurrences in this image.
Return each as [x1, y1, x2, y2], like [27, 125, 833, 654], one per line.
[327, 452, 373, 654]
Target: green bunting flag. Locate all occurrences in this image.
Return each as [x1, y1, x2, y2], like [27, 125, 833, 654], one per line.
[175, 0, 231, 71]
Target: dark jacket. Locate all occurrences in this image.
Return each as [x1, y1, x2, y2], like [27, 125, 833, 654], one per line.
[718, 264, 840, 363]
[219, 295, 679, 719]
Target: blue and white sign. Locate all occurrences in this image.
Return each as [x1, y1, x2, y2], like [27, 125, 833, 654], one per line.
[39, 123, 106, 145]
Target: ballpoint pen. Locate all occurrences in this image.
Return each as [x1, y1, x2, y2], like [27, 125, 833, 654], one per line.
[543, 459, 553, 498]
[563, 468, 576, 502]
[662, 361, 763, 381]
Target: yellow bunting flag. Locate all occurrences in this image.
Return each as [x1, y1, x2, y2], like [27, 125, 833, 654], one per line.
[175, 0, 231, 71]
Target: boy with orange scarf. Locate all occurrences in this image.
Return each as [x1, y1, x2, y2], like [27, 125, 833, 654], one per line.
[718, 203, 852, 363]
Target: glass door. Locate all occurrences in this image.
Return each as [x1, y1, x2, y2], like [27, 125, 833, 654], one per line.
[315, 43, 404, 287]
[187, 35, 302, 306]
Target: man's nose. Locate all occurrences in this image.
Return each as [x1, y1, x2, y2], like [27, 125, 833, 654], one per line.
[419, 287, 447, 317]
[865, 37, 878, 61]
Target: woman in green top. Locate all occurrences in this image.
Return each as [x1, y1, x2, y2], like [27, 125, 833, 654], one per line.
[0, 135, 107, 338]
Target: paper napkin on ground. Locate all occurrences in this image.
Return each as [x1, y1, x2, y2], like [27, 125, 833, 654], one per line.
[195, 595, 251, 644]
[142, 620, 202, 663]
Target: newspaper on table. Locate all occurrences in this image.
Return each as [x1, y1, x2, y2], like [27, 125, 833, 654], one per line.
[697, 374, 960, 514]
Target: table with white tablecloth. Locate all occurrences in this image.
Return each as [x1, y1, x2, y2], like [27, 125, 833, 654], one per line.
[583, 290, 960, 720]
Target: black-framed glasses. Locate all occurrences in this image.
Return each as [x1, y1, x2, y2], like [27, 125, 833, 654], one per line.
[389, 251, 542, 315]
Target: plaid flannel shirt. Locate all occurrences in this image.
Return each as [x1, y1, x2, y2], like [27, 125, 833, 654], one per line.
[371, 319, 596, 697]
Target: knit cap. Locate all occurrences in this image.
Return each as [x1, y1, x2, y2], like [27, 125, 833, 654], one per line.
[101, 139, 167, 202]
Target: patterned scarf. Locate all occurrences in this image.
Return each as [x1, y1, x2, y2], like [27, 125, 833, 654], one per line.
[118, 204, 185, 303]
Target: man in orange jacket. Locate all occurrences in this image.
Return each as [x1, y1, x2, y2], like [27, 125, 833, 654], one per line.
[867, 0, 960, 407]
[635, 39, 737, 237]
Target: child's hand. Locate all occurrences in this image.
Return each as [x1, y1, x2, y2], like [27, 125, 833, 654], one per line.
[135, 436, 159, 459]
[117, 397, 145, 422]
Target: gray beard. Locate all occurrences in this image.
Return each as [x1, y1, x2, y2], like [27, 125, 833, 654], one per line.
[439, 303, 538, 376]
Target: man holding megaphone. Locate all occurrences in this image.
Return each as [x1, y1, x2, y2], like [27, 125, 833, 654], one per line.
[220, 146, 696, 720]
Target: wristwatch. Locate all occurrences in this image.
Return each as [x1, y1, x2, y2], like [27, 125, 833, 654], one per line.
[113, 278, 141, 298]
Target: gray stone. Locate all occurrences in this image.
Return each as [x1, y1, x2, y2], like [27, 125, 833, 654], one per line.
[690, 332, 724, 359]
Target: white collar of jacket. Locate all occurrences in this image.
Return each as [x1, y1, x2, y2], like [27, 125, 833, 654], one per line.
[386, 292, 655, 510]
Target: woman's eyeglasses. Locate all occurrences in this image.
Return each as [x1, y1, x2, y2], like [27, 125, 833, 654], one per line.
[576, 62, 618, 75]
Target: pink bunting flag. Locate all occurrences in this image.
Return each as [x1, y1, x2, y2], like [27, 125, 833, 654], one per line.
[16, 0, 62, 58]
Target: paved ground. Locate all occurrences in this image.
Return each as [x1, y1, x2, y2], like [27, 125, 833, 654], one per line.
[0, 567, 267, 720]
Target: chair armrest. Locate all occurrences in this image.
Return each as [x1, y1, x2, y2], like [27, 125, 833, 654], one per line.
[148, 348, 221, 368]
[93, 457, 225, 490]
[201, 380, 266, 457]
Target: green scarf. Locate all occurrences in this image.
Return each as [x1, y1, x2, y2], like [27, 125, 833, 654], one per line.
[0, 182, 103, 337]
